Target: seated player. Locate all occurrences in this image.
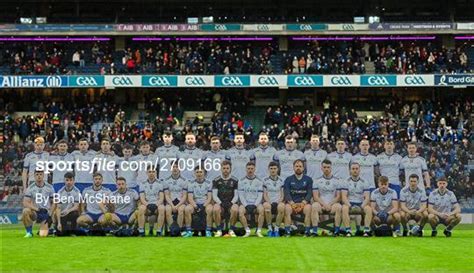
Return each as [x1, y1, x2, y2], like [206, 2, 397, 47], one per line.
[262, 161, 285, 237]
[211, 160, 239, 237]
[137, 167, 165, 236]
[283, 159, 313, 237]
[427, 177, 461, 237]
[238, 162, 265, 237]
[399, 174, 428, 237]
[370, 176, 402, 237]
[183, 166, 213, 237]
[76, 173, 113, 234]
[109, 177, 140, 233]
[313, 159, 343, 236]
[340, 162, 373, 237]
[22, 169, 55, 238]
[51, 172, 80, 236]
[163, 162, 188, 233]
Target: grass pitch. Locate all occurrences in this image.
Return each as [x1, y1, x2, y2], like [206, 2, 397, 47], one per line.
[1, 224, 473, 272]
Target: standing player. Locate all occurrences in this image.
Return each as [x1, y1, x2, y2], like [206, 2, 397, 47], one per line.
[226, 132, 255, 180]
[263, 162, 285, 237]
[273, 135, 305, 181]
[351, 139, 378, 189]
[183, 166, 213, 237]
[252, 132, 277, 180]
[204, 136, 227, 181]
[179, 132, 205, 181]
[327, 138, 352, 180]
[377, 139, 403, 196]
[22, 169, 55, 237]
[313, 159, 343, 236]
[238, 162, 265, 237]
[283, 159, 313, 237]
[400, 142, 431, 192]
[134, 140, 159, 185]
[71, 138, 96, 192]
[109, 177, 140, 230]
[137, 167, 165, 237]
[304, 134, 327, 182]
[49, 139, 74, 192]
[399, 174, 428, 237]
[76, 173, 112, 233]
[94, 138, 119, 191]
[22, 137, 50, 189]
[427, 177, 461, 237]
[52, 172, 80, 235]
[339, 162, 373, 237]
[211, 160, 239, 237]
[155, 131, 180, 180]
[370, 176, 401, 237]
[117, 144, 138, 191]
[163, 162, 188, 232]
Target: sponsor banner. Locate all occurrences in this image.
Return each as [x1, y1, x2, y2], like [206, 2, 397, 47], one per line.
[286, 24, 327, 31]
[457, 22, 474, 30]
[0, 76, 67, 88]
[69, 75, 105, 87]
[360, 75, 397, 86]
[287, 75, 323, 87]
[369, 22, 454, 30]
[251, 75, 287, 87]
[242, 24, 285, 31]
[201, 24, 241, 31]
[0, 24, 113, 32]
[142, 75, 178, 87]
[435, 74, 474, 86]
[324, 75, 360, 87]
[397, 75, 434, 86]
[327, 24, 369, 31]
[178, 75, 214, 87]
[0, 214, 18, 224]
[116, 24, 199, 32]
[215, 75, 250, 87]
[105, 75, 141, 87]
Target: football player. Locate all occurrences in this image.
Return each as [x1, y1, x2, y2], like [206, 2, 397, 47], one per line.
[427, 177, 461, 237]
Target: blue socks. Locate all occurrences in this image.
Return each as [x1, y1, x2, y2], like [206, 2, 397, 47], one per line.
[26, 226, 32, 234]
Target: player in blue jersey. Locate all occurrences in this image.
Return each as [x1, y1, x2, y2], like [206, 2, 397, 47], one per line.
[427, 177, 461, 237]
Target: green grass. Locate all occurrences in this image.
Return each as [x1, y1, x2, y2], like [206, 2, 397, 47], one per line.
[1, 224, 474, 272]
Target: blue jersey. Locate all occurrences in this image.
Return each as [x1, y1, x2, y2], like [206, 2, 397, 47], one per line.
[377, 152, 402, 186]
[283, 174, 313, 203]
[252, 146, 277, 179]
[273, 149, 305, 181]
[327, 151, 352, 180]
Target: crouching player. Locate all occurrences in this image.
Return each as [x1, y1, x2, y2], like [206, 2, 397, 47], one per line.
[283, 159, 313, 237]
[163, 162, 188, 234]
[109, 177, 140, 235]
[52, 172, 80, 236]
[183, 166, 213, 237]
[211, 160, 239, 237]
[76, 173, 112, 234]
[238, 162, 265, 237]
[427, 177, 461, 237]
[22, 169, 55, 237]
[340, 163, 373, 237]
[399, 174, 428, 237]
[263, 162, 285, 237]
[137, 167, 165, 237]
[371, 176, 401, 237]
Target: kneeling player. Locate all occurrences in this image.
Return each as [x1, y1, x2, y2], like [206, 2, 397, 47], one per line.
[263, 162, 285, 237]
[76, 173, 112, 233]
[340, 163, 373, 237]
[137, 167, 165, 236]
[283, 159, 314, 237]
[400, 174, 428, 236]
[371, 176, 401, 237]
[110, 177, 139, 233]
[238, 162, 265, 237]
[22, 169, 55, 237]
[183, 166, 213, 237]
[427, 177, 461, 237]
[52, 172, 80, 236]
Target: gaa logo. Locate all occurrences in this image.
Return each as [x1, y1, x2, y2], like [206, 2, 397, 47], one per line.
[294, 76, 316, 86]
[185, 76, 206, 86]
[45, 76, 62, 87]
[112, 76, 133, 86]
[257, 76, 278, 85]
[404, 76, 426, 85]
[221, 76, 243, 86]
[76, 76, 98, 86]
[299, 24, 312, 31]
[257, 24, 270, 31]
[342, 24, 355, 31]
[330, 76, 352, 86]
[214, 24, 227, 31]
[368, 76, 390, 85]
[148, 76, 171, 86]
